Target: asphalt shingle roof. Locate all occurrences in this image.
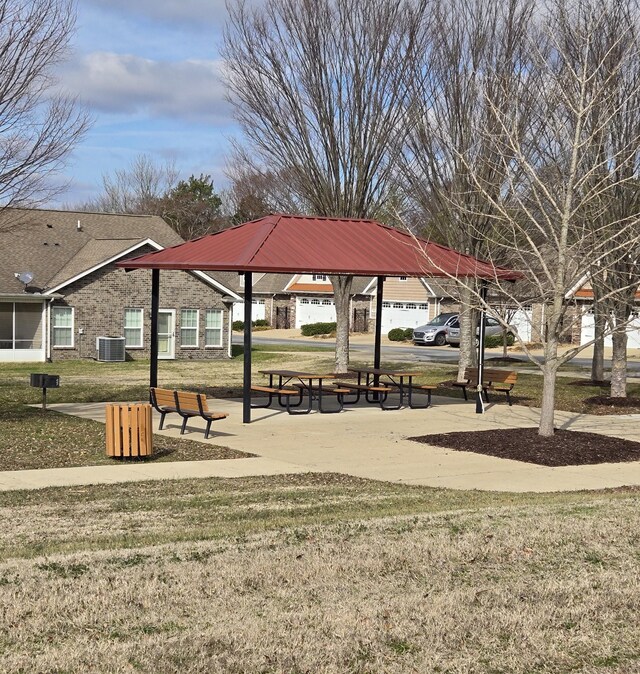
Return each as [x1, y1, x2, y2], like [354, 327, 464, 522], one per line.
[0, 208, 183, 294]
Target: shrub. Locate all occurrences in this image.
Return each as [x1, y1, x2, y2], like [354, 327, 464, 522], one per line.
[232, 320, 244, 331]
[253, 319, 269, 327]
[403, 327, 414, 340]
[484, 333, 515, 348]
[301, 322, 337, 336]
[388, 328, 407, 342]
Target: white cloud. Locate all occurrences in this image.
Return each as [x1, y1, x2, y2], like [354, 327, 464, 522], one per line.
[60, 52, 233, 125]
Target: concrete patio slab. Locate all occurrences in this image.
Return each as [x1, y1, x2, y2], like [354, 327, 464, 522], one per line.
[25, 395, 640, 494]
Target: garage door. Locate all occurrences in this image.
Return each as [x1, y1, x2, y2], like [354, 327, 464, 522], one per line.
[232, 299, 266, 323]
[581, 312, 640, 348]
[508, 307, 532, 342]
[296, 298, 336, 328]
[381, 302, 430, 333]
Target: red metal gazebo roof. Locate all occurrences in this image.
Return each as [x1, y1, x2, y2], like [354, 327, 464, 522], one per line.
[118, 213, 520, 279]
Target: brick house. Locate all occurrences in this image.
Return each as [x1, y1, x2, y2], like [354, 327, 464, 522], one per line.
[0, 208, 241, 363]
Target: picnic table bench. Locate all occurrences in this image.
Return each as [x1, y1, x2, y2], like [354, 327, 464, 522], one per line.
[250, 384, 301, 409]
[150, 387, 228, 439]
[445, 367, 517, 406]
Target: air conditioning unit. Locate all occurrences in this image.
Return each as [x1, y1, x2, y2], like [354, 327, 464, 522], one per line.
[96, 336, 126, 362]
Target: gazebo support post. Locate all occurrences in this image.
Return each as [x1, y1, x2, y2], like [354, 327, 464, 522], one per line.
[243, 271, 253, 423]
[476, 280, 488, 414]
[373, 276, 385, 391]
[149, 268, 160, 393]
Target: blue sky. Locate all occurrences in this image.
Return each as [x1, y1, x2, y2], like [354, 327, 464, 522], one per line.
[54, 0, 240, 206]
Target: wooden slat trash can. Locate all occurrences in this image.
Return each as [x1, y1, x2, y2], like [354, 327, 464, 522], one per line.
[106, 403, 153, 458]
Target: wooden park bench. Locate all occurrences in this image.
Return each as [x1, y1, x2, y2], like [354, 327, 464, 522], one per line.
[150, 387, 228, 439]
[444, 368, 517, 406]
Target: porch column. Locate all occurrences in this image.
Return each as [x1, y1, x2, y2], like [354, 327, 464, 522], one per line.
[150, 268, 160, 391]
[242, 271, 253, 423]
[476, 280, 488, 414]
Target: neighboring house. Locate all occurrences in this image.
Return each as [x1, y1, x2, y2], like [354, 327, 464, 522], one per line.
[568, 279, 640, 348]
[213, 272, 372, 330]
[0, 208, 241, 363]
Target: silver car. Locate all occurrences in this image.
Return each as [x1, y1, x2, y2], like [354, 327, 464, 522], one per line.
[446, 317, 514, 347]
[412, 313, 459, 346]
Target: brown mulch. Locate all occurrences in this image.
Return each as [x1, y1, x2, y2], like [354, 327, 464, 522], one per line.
[585, 396, 640, 412]
[409, 427, 640, 466]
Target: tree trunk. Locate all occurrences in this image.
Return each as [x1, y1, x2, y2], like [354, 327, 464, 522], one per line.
[502, 328, 509, 359]
[539, 339, 559, 437]
[330, 275, 353, 374]
[591, 302, 605, 383]
[457, 282, 477, 380]
[610, 326, 628, 398]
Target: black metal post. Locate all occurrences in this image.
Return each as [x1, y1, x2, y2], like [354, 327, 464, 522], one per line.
[150, 268, 160, 392]
[476, 280, 488, 414]
[243, 271, 253, 423]
[374, 276, 385, 392]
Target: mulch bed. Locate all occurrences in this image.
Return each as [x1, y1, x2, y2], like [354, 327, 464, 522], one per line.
[409, 427, 640, 466]
[584, 396, 640, 413]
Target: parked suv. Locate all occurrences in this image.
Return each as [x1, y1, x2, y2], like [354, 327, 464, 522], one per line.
[446, 317, 514, 347]
[412, 313, 459, 346]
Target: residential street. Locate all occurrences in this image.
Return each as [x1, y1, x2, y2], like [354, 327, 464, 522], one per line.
[236, 331, 640, 373]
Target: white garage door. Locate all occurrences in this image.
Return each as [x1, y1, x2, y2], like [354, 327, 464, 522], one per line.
[296, 298, 336, 328]
[581, 312, 640, 348]
[508, 307, 532, 342]
[381, 302, 430, 333]
[232, 299, 266, 323]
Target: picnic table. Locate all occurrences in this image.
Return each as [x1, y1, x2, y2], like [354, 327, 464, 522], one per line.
[346, 367, 434, 410]
[257, 369, 347, 414]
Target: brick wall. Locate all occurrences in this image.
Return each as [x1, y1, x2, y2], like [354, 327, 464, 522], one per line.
[50, 248, 232, 361]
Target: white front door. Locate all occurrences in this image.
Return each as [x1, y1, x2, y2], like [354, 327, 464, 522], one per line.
[158, 309, 175, 359]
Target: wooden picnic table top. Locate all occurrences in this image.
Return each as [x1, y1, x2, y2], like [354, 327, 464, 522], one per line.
[259, 369, 337, 379]
[348, 367, 423, 378]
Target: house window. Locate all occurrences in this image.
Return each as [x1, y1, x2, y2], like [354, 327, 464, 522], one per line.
[322, 300, 333, 306]
[382, 302, 391, 308]
[393, 303, 404, 309]
[399, 276, 407, 282]
[419, 304, 429, 310]
[205, 309, 223, 347]
[312, 274, 327, 281]
[300, 298, 309, 304]
[311, 299, 321, 305]
[180, 309, 199, 348]
[52, 306, 74, 348]
[124, 308, 143, 348]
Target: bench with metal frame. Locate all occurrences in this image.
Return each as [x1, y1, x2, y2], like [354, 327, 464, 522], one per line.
[150, 387, 228, 439]
[445, 367, 517, 406]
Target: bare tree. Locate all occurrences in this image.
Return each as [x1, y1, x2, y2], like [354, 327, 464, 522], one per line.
[432, 0, 640, 436]
[81, 154, 178, 215]
[403, 0, 536, 380]
[223, 0, 426, 372]
[0, 0, 88, 225]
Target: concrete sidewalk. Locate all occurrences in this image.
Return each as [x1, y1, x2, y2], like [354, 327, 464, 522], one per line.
[4, 395, 640, 493]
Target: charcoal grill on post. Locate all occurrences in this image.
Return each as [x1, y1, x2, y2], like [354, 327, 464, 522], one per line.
[30, 373, 59, 410]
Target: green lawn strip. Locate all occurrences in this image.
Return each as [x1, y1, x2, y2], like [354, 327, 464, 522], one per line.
[0, 473, 638, 561]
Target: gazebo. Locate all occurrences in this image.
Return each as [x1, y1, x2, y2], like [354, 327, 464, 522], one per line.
[118, 214, 520, 421]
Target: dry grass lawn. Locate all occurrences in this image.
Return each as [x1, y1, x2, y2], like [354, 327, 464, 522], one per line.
[1, 475, 640, 673]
